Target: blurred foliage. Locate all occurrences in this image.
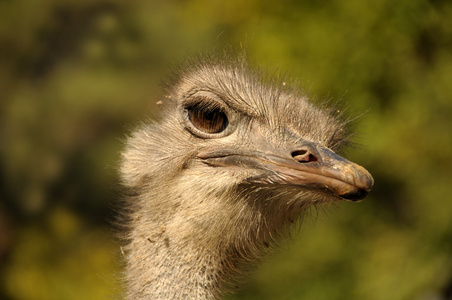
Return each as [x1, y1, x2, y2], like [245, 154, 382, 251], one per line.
[0, 0, 451, 299]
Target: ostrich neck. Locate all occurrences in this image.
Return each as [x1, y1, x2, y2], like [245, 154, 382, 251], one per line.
[125, 188, 264, 300]
[123, 174, 308, 299]
[126, 234, 225, 299]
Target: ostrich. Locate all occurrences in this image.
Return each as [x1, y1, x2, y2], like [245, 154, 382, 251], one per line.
[120, 55, 373, 299]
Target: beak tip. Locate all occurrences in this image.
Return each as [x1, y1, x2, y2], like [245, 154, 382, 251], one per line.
[339, 173, 373, 201]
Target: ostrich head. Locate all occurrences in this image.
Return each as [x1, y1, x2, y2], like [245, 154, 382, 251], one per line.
[120, 56, 373, 299]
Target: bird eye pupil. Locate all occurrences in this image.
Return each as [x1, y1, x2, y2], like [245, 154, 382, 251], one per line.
[187, 102, 228, 134]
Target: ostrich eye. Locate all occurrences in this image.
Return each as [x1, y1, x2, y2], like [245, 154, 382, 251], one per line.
[187, 101, 228, 134]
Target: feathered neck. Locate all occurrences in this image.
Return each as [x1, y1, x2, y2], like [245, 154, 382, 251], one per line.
[122, 178, 312, 299]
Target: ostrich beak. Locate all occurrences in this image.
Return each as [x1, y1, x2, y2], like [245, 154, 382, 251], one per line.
[197, 141, 374, 201]
[260, 145, 374, 201]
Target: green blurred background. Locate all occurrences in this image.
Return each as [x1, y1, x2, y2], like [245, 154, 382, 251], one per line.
[1, 0, 451, 299]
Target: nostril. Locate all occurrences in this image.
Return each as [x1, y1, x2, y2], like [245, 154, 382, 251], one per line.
[291, 149, 318, 163]
[292, 149, 307, 157]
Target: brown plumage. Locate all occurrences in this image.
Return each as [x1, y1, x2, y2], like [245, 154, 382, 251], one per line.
[120, 55, 373, 299]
